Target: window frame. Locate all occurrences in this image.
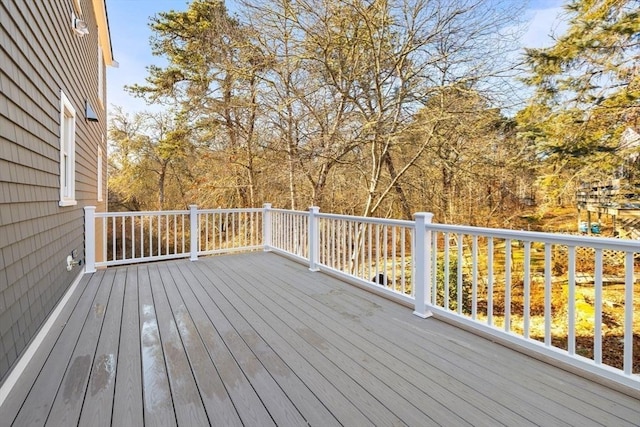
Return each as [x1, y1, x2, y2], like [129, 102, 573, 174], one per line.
[59, 90, 77, 207]
[72, 0, 82, 14]
[97, 139, 103, 202]
[98, 45, 104, 107]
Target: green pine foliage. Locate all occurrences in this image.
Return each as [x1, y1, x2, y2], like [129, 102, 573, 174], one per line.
[520, 0, 640, 183]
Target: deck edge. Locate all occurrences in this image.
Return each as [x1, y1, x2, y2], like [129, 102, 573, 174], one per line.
[430, 307, 640, 400]
[0, 268, 87, 408]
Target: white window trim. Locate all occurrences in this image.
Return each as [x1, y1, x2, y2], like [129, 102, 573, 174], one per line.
[97, 45, 104, 107]
[97, 140, 103, 202]
[59, 91, 77, 207]
[72, 0, 82, 14]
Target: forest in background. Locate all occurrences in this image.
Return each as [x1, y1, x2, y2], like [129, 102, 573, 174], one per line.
[107, 0, 639, 228]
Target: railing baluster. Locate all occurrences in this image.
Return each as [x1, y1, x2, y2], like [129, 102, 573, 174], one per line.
[472, 235, 478, 320]
[173, 214, 177, 254]
[544, 243, 552, 346]
[121, 216, 126, 260]
[287, 213, 291, 253]
[181, 214, 185, 254]
[382, 225, 388, 286]
[375, 224, 380, 281]
[431, 231, 437, 305]
[140, 214, 144, 258]
[567, 245, 576, 355]
[594, 248, 603, 364]
[505, 238, 511, 331]
[242, 212, 246, 249]
[358, 224, 364, 279]
[400, 229, 406, 294]
[342, 220, 347, 271]
[332, 219, 337, 269]
[205, 212, 210, 251]
[523, 241, 531, 339]
[84, 206, 96, 272]
[165, 214, 169, 255]
[444, 232, 450, 309]
[488, 237, 494, 326]
[624, 251, 633, 375]
[278, 211, 281, 250]
[392, 227, 397, 291]
[102, 216, 107, 264]
[368, 223, 372, 281]
[457, 233, 463, 315]
[111, 216, 116, 261]
[148, 215, 153, 257]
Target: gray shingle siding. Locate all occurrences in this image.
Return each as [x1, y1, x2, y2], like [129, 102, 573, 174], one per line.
[0, 0, 109, 382]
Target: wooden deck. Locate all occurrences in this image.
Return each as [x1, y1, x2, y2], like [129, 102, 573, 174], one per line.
[1, 252, 638, 426]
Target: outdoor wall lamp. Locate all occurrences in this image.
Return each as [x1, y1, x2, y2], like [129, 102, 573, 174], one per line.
[72, 12, 89, 37]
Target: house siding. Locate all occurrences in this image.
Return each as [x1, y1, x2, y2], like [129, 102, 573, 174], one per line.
[0, 0, 108, 382]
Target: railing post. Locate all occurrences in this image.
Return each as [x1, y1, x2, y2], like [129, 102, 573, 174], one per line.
[263, 203, 272, 251]
[190, 205, 198, 261]
[84, 206, 96, 273]
[308, 206, 320, 272]
[413, 212, 433, 318]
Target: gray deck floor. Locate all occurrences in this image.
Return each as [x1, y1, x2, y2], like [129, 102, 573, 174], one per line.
[0, 252, 638, 426]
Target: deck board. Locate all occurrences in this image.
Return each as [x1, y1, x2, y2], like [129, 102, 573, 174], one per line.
[167, 262, 274, 427]
[199, 258, 467, 426]
[10, 271, 107, 427]
[251, 255, 638, 422]
[185, 259, 312, 426]
[111, 266, 144, 427]
[78, 268, 126, 427]
[0, 268, 89, 424]
[170, 262, 373, 426]
[149, 264, 210, 426]
[219, 255, 535, 426]
[231, 255, 616, 426]
[181, 261, 340, 427]
[138, 264, 176, 427]
[1, 252, 639, 426]
[269, 257, 638, 426]
[161, 263, 243, 426]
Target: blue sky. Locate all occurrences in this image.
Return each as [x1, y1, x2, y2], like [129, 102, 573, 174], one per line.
[105, 0, 568, 115]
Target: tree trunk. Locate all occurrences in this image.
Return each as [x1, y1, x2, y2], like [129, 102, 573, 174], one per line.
[382, 151, 412, 219]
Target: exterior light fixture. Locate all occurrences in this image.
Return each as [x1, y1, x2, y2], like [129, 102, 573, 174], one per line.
[72, 12, 89, 37]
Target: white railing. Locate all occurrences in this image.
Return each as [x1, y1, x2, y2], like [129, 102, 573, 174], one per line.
[84, 205, 263, 269]
[265, 209, 415, 304]
[84, 205, 638, 390]
[316, 212, 415, 304]
[422, 223, 639, 389]
[267, 208, 310, 262]
[197, 208, 263, 256]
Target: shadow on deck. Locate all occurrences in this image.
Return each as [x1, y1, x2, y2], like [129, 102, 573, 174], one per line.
[0, 252, 638, 426]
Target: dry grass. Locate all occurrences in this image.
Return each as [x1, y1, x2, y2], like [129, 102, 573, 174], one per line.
[481, 280, 640, 372]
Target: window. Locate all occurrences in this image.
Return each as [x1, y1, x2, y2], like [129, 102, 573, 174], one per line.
[59, 91, 77, 206]
[98, 46, 104, 107]
[97, 140, 103, 202]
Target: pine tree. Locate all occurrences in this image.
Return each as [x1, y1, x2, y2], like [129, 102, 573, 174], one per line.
[521, 0, 639, 177]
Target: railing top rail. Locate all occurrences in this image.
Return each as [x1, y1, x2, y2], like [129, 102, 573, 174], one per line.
[95, 207, 266, 218]
[317, 212, 414, 228]
[269, 208, 309, 215]
[198, 208, 264, 214]
[96, 210, 189, 217]
[426, 223, 640, 251]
